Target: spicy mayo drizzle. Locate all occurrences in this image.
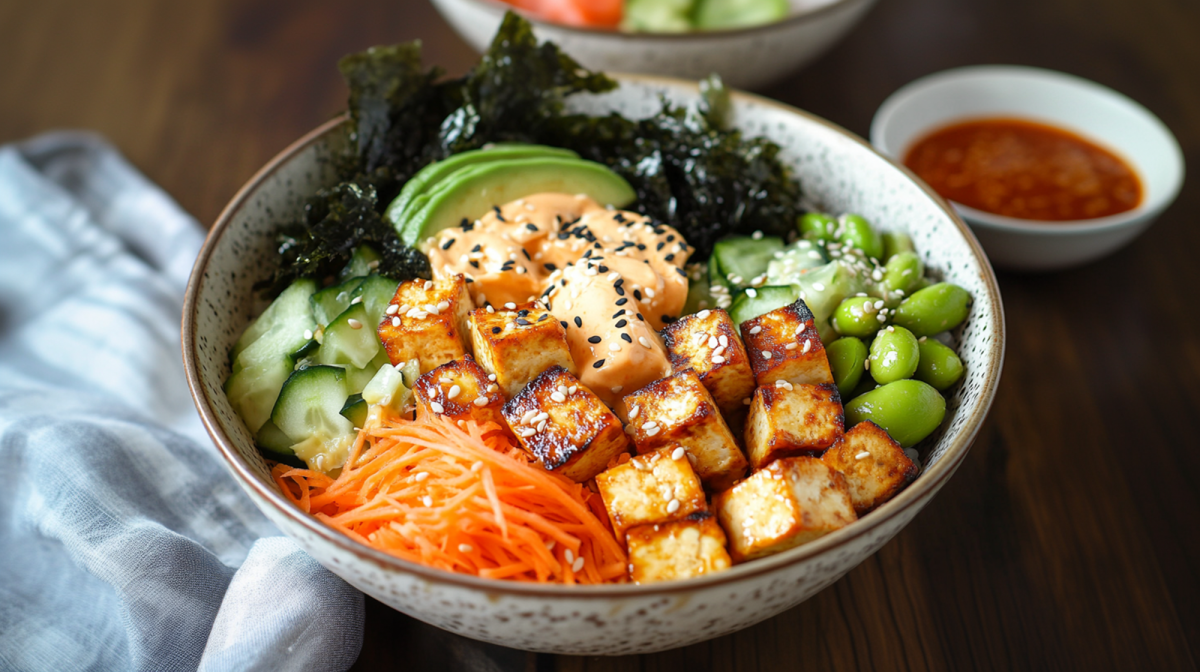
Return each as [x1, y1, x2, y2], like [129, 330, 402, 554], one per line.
[904, 118, 1142, 221]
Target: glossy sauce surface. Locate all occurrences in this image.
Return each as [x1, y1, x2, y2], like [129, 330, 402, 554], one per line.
[904, 118, 1142, 221]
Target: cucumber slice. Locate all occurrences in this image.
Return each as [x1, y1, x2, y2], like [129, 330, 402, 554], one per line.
[681, 264, 713, 315]
[712, 236, 784, 287]
[224, 357, 295, 434]
[315, 302, 381, 370]
[792, 260, 869, 325]
[270, 365, 355, 473]
[340, 394, 369, 429]
[351, 274, 401, 328]
[339, 245, 381, 281]
[622, 0, 694, 31]
[255, 419, 295, 456]
[729, 286, 800, 332]
[230, 279, 318, 373]
[362, 361, 412, 411]
[310, 276, 366, 328]
[290, 339, 319, 360]
[346, 350, 392, 394]
[766, 239, 829, 285]
[693, 0, 788, 30]
[399, 359, 421, 388]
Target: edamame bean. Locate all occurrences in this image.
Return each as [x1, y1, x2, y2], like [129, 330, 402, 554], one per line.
[826, 337, 868, 396]
[915, 338, 964, 390]
[869, 326, 919, 384]
[798, 212, 837, 242]
[882, 231, 915, 261]
[844, 379, 946, 447]
[882, 251, 925, 295]
[838, 214, 885, 260]
[892, 282, 971, 337]
[832, 296, 887, 338]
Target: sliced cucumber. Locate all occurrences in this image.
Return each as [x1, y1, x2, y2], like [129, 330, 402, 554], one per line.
[290, 338, 320, 360]
[693, 0, 788, 30]
[310, 276, 365, 328]
[346, 350, 392, 394]
[255, 419, 295, 456]
[340, 394, 369, 429]
[362, 361, 412, 411]
[681, 264, 713, 315]
[766, 239, 829, 285]
[712, 236, 784, 287]
[230, 280, 318, 375]
[792, 259, 870, 325]
[729, 286, 800, 332]
[230, 279, 318, 364]
[622, 0, 694, 31]
[351, 274, 401, 328]
[339, 245, 381, 281]
[315, 302, 381, 370]
[270, 365, 355, 473]
[224, 357, 295, 434]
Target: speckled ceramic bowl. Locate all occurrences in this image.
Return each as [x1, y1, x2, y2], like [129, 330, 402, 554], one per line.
[182, 75, 1004, 655]
[430, 0, 879, 90]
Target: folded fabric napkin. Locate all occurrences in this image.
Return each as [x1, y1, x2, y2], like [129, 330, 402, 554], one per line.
[0, 133, 364, 672]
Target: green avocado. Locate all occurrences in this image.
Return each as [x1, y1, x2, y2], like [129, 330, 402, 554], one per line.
[399, 157, 637, 247]
[385, 144, 578, 231]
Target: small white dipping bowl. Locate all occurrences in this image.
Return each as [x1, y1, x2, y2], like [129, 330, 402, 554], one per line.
[431, 0, 879, 90]
[870, 65, 1185, 271]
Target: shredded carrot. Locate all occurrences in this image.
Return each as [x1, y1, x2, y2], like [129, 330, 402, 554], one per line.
[272, 410, 627, 584]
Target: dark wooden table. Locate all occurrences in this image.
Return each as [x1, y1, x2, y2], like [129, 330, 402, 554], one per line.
[5, 0, 1197, 669]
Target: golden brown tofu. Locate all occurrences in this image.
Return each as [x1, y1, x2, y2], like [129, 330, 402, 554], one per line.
[412, 357, 506, 428]
[467, 301, 577, 398]
[660, 308, 756, 430]
[502, 366, 630, 482]
[625, 514, 732, 584]
[821, 420, 918, 515]
[378, 275, 474, 374]
[745, 382, 844, 469]
[594, 446, 707, 538]
[740, 300, 834, 388]
[714, 456, 857, 562]
[623, 370, 748, 491]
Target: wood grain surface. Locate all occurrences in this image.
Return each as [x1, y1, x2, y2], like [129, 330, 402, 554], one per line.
[4, 0, 1197, 669]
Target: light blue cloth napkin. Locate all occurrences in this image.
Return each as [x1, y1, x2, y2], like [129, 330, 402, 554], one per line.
[0, 133, 364, 672]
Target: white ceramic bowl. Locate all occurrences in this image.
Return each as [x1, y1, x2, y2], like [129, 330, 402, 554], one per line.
[871, 65, 1185, 272]
[430, 0, 878, 90]
[183, 74, 1005, 655]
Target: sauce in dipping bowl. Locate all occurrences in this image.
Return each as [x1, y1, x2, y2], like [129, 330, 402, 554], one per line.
[871, 66, 1184, 271]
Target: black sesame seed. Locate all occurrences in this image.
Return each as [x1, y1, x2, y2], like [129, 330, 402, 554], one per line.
[665, 254, 675, 262]
[615, 298, 628, 306]
[472, 243, 483, 253]
[633, 290, 642, 301]
[460, 218, 470, 228]
[662, 315, 677, 323]
[598, 265, 609, 273]
[470, 261, 480, 270]
[462, 220, 475, 232]
[574, 316, 583, 328]
[538, 314, 550, 322]
[465, 277, 474, 283]
[615, 286, 625, 296]
[613, 309, 626, 318]
[517, 309, 530, 317]
[636, 313, 644, 321]
[614, 278, 624, 288]
[560, 320, 568, 329]
[656, 242, 665, 251]
[637, 244, 646, 251]
[543, 263, 557, 271]
[442, 238, 456, 250]
[493, 206, 505, 221]
[593, 359, 605, 369]
[522, 249, 531, 261]
[667, 235, 675, 242]
[675, 267, 686, 277]
[621, 333, 632, 343]
[588, 336, 602, 344]
[491, 327, 501, 334]
[516, 318, 531, 326]
[616, 319, 627, 328]
[525, 223, 538, 232]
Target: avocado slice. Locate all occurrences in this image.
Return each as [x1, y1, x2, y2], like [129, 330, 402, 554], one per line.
[385, 144, 578, 231]
[399, 157, 637, 247]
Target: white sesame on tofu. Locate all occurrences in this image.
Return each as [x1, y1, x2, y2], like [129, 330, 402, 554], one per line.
[622, 370, 748, 491]
[821, 420, 918, 515]
[740, 300, 834, 388]
[412, 357, 506, 428]
[378, 274, 473, 374]
[502, 366, 629, 482]
[625, 514, 732, 584]
[714, 456, 857, 563]
[660, 308, 756, 430]
[594, 446, 707, 539]
[468, 301, 577, 398]
[745, 383, 844, 470]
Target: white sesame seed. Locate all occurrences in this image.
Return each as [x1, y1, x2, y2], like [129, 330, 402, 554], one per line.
[568, 386, 577, 394]
[518, 428, 537, 438]
[749, 326, 763, 335]
[643, 421, 658, 429]
[813, 282, 826, 292]
[429, 401, 445, 414]
[557, 385, 569, 395]
[786, 342, 798, 350]
[422, 496, 433, 507]
[473, 396, 488, 407]
[533, 412, 549, 423]
[918, 336, 927, 343]
[864, 359, 871, 370]
[350, 296, 363, 305]
[611, 385, 623, 394]
[303, 329, 313, 340]
[488, 373, 497, 381]
[347, 318, 363, 330]
[697, 310, 711, 319]
[386, 304, 399, 315]
[536, 419, 548, 432]
[712, 345, 726, 356]
[504, 302, 516, 309]
[459, 543, 473, 553]
[629, 406, 640, 419]
[551, 392, 566, 402]
[708, 336, 719, 348]
[712, 355, 726, 364]
[572, 557, 585, 573]
[607, 272, 620, 282]
[856, 451, 871, 460]
[877, 313, 889, 323]
[545, 540, 556, 550]
[565, 548, 575, 563]
[439, 376, 453, 384]
[447, 385, 461, 400]
[391, 316, 401, 327]
[666, 499, 680, 514]
[645, 426, 661, 437]
[875, 300, 885, 310]
[718, 335, 728, 347]
[415, 471, 429, 482]
[472, 461, 485, 472]
[762, 351, 772, 359]
[609, 342, 620, 352]
[485, 305, 495, 314]
[746, 288, 758, 298]
[638, 336, 652, 348]
[672, 447, 686, 461]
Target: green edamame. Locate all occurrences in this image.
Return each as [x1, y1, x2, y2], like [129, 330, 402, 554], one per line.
[892, 282, 971, 337]
[869, 326, 919, 384]
[826, 337, 868, 396]
[798, 212, 837, 242]
[882, 251, 925, 295]
[832, 296, 888, 338]
[915, 338, 964, 390]
[882, 231, 915, 261]
[844, 379, 946, 447]
[838, 214, 884, 261]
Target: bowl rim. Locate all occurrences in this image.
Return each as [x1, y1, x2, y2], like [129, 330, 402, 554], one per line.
[869, 64, 1186, 234]
[182, 72, 1006, 599]
[441, 0, 868, 40]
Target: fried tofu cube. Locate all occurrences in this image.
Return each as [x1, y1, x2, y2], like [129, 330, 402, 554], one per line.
[821, 420, 918, 515]
[623, 370, 748, 491]
[714, 457, 857, 562]
[594, 446, 707, 538]
[502, 366, 630, 482]
[660, 309, 756, 429]
[740, 300, 834, 388]
[745, 382, 843, 469]
[468, 301, 577, 398]
[625, 514, 732, 584]
[378, 275, 473, 374]
[412, 357, 506, 427]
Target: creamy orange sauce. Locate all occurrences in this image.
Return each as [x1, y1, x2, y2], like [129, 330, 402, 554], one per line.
[423, 193, 692, 407]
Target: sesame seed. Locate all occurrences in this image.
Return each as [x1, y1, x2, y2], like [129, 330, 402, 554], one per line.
[568, 386, 577, 394]
[551, 392, 566, 402]
[762, 351, 772, 359]
[429, 401, 445, 414]
[485, 305, 495, 314]
[536, 419, 547, 432]
[749, 326, 763, 335]
[588, 335, 601, 344]
[391, 317, 400, 327]
[666, 499, 680, 514]
[423, 496, 433, 507]
[347, 318, 363, 330]
[712, 355, 726, 364]
[472, 461, 484, 472]
[672, 447, 686, 461]
[488, 373, 497, 381]
[487, 384, 498, 393]
[385, 304, 399, 315]
[572, 557, 585, 573]
[545, 540, 556, 551]
[611, 385, 623, 394]
[447, 385, 461, 400]
[521, 409, 537, 423]
[302, 329, 313, 340]
[855, 451, 871, 460]
[437, 300, 450, 311]
[473, 396, 488, 407]
[504, 302, 516, 309]
[864, 359, 871, 370]
[743, 397, 752, 405]
[638, 336, 651, 348]
[813, 283, 826, 291]
[459, 544, 473, 553]
[608, 342, 621, 352]
[918, 336, 927, 343]
[518, 427, 536, 438]
[415, 471, 429, 482]
[615, 319, 628, 328]
[643, 421, 658, 429]
[697, 310, 711, 319]
[751, 230, 763, 240]
[786, 342, 798, 350]
[874, 300, 885, 310]
[719, 335, 728, 347]
[746, 288, 758, 298]
[802, 341, 812, 354]
[620, 333, 632, 343]
[423, 280, 433, 291]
